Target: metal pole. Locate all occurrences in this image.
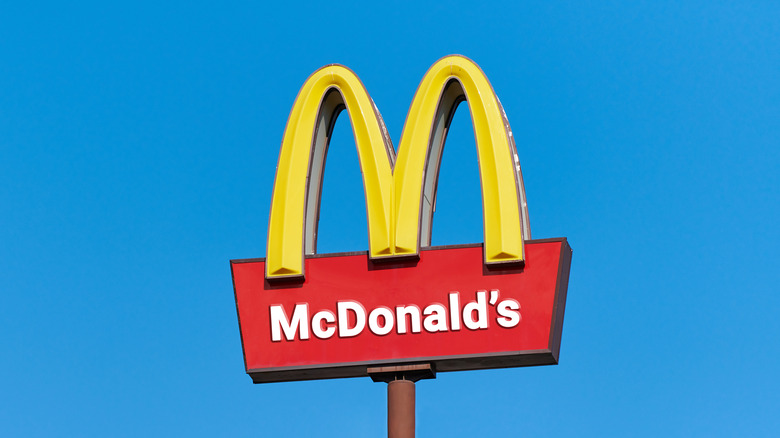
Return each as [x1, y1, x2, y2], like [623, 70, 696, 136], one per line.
[388, 379, 415, 438]
[368, 364, 434, 438]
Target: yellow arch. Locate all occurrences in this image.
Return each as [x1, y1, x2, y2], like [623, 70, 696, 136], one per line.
[393, 55, 530, 264]
[265, 65, 395, 279]
[266, 56, 530, 280]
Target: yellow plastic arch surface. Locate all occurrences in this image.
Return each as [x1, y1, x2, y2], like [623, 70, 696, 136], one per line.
[393, 56, 526, 264]
[266, 55, 527, 279]
[265, 65, 394, 278]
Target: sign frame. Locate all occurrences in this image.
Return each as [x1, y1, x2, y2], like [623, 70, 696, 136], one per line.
[232, 238, 570, 384]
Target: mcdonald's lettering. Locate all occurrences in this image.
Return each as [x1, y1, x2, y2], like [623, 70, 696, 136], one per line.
[268, 290, 522, 341]
[231, 55, 571, 383]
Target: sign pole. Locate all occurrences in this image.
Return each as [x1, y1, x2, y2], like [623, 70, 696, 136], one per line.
[388, 379, 415, 438]
[368, 364, 436, 438]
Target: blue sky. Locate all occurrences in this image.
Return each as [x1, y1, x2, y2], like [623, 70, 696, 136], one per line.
[1, 1, 778, 436]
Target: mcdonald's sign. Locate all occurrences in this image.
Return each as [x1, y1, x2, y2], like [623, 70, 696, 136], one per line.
[231, 56, 571, 383]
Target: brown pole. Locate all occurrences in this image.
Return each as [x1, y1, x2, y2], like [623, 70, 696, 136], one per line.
[387, 379, 415, 438]
[368, 364, 433, 438]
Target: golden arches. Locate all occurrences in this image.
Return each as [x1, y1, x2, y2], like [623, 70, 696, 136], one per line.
[266, 55, 529, 280]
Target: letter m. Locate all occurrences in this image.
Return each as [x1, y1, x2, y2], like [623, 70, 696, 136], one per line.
[270, 304, 309, 341]
[265, 55, 531, 280]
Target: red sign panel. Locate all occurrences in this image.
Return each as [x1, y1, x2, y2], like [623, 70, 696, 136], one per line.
[232, 238, 571, 383]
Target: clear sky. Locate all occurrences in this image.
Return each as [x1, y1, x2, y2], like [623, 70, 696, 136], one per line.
[2, 1, 778, 436]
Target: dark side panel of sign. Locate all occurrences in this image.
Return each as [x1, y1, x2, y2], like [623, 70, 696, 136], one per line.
[231, 238, 571, 383]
